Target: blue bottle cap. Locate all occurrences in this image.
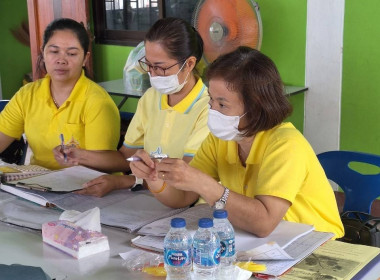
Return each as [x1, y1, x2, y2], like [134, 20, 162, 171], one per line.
[198, 218, 213, 228]
[213, 209, 228, 219]
[171, 217, 186, 228]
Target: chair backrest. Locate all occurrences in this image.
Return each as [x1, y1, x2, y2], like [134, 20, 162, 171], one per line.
[0, 100, 29, 165]
[317, 150, 380, 214]
[0, 100, 9, 112]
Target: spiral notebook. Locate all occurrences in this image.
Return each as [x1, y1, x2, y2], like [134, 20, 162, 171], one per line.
[0, 164, 51, 182]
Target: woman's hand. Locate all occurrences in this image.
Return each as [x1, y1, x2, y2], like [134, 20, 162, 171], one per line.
[53, 145, 81, 167]
[75, 174, 131, 197]
[155, 158, 214, 193]
[129, 149, 157, 181]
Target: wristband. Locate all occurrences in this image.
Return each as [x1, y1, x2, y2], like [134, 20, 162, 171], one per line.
[132, 176, 143, 189]
[148, 182, 167, 194]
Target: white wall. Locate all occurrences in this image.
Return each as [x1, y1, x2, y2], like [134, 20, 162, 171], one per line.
[304, 0, 345, 154]
[0, 74, 2, 99]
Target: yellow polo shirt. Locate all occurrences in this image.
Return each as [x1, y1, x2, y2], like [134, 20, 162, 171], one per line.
[124, 77, 209, 158]
[0, 71, 120, 170]
[190, 122, 344, 238]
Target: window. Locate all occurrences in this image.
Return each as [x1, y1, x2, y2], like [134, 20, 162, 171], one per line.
[93, 0, 199, 46]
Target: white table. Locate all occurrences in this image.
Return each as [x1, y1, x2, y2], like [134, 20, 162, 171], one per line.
[0, 222, 161, 280]
[2, 220, 380, 280]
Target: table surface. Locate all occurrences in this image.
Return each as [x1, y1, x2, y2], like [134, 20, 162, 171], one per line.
[0, 222, 160, 280]
[1, 220, 380, 280]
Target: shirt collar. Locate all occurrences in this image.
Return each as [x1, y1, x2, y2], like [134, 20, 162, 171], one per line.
[225, 127, 274, 165]
[38, 70, 88, 107]
[160, 77, 206, 113]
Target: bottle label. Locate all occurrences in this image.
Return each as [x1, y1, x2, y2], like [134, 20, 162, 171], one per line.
[220, 238, 235, 257]
[194, 247, 221, 266]
[164, 249, 191, 267]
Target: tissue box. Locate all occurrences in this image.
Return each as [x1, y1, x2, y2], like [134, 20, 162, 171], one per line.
[42, 220, 110, 259]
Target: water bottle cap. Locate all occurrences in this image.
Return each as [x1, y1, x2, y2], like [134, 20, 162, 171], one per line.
[198, 218, 213, 228]
[171, 217, 186, 228]
[213, 209, 228, 219]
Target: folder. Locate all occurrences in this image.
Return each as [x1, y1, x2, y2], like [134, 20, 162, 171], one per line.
[0, 165, 106, 207]
[5, 165, 106, 192]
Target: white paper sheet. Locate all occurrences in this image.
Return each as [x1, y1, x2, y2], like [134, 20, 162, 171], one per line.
[9, 165, 106, 192]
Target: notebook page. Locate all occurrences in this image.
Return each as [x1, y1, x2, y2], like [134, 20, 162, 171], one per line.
[9, 165, 105, 192]
[100, 193, 187, 232]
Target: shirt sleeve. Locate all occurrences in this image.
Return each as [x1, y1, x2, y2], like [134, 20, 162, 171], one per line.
[123, 94, 146, 149]
[190, 133, 220, 180]
[0, 89, 25, 139]
[256, 133, 308, 204]
[183, 105, 210, 157]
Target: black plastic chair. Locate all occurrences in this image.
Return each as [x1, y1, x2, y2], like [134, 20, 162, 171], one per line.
[0, 100, 9, 111]
[0, 100, 28, 165]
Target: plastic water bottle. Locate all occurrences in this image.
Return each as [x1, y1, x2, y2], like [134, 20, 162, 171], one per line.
[164, 217, 192, 280]
[193, 218, 221, 279]
[213, 209, 236, 279]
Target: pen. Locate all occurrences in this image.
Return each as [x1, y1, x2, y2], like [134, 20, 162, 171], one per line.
[60, 133, 67, 162]
[127, 154, 168, 162]
[16, 182, 52, 192]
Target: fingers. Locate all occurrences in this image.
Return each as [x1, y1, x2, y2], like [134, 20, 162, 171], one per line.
[131, 164, 158, 181]
[77, 177, 107, 197]
[82, 176, 104, 188]
[159, 171, 167, 181]
[129, 149, 157, 180]
[132, 150, 155, 168]
[53, 145, 65, 161]
[155, 158, 182, 173]
[75, 186, 104, 197]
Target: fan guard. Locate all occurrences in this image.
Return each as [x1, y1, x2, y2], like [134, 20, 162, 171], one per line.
[192, 0, 262, 65]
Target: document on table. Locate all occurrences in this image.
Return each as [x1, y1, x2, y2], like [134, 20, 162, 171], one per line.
[134, 203, 333, 263]
[137, 203, 214, 236]
[0, 176, 133, 209]
[100, 192, 188, 232]
[280, 240, 380, 280]
[7, 165, 106, 192]
[0, 188, 187, 232]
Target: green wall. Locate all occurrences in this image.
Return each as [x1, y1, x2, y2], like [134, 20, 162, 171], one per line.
[92, 44, 138, 112]
[257, 0, 307, 131]
[341, 0, 380, 154]
[0, 0, 31, 99]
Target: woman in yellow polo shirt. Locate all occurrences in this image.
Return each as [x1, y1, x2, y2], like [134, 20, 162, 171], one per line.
[131, 47, 344, 238]
[54, 18, 209, 197]
[0, 18, 120, 170]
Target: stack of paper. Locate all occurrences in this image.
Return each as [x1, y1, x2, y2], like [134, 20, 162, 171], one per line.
[42, 220, 109, 259]
[131, 204, 334, 277]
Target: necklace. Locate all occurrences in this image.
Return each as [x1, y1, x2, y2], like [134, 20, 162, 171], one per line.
[51, 94, 59, 108]
[238, 145, 249, 166]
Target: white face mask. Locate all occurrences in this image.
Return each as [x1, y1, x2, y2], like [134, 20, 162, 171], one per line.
[207, 108, 246, 141]
[148, 61, 189, 95]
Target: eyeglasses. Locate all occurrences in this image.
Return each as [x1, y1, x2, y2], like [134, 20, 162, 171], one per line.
[138, 56, 186, 76]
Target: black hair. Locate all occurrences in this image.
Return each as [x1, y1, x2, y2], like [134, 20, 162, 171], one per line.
[145, 17, 203, 64]
[36, 18, 91, 78]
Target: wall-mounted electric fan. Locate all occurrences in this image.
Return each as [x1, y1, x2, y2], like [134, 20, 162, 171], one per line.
[192, 0, 262, 72]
